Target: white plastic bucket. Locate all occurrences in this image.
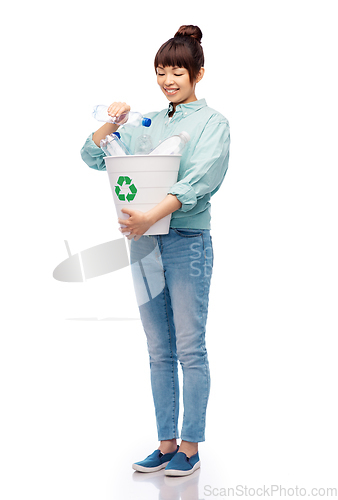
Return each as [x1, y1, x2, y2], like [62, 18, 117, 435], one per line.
[104, 155, 181, 235]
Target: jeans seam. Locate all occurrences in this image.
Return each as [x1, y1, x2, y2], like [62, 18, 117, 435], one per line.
[200, 232, 210, 438]
[159, 235, 179, 440]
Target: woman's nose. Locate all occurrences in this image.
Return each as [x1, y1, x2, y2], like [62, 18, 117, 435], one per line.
[164, 74, 174, 86]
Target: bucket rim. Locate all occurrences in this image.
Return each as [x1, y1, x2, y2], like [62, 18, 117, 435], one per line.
[103, 154, 182, 159]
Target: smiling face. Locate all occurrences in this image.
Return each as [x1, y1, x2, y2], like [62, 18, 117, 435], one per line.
[156, 65, 204, 109]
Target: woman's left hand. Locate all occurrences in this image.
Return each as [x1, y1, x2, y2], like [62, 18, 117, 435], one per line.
[118, 208, 153, 240]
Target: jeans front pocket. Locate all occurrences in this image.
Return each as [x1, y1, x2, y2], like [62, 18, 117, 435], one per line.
[173, 228, 203, 238]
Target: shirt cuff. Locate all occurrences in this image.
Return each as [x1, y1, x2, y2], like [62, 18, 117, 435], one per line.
[80, 133, 106, 171]
[167, 182, 197, 212]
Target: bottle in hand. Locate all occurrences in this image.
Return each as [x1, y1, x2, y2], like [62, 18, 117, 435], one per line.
[93, 105, 151, 128]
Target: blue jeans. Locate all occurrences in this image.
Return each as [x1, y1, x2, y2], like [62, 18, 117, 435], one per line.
[130, 228, 213, 442]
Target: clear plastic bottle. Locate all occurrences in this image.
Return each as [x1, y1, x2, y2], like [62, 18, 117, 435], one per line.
[93, 105, 151, 127]
[134, 134, 153, 155]
[149, 131, 190, 155]
[100, 132, 119, 155]
[100, 133, 131, 156]
[100, 137, 110, 156]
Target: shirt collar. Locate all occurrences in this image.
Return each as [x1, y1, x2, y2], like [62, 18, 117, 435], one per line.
[166, 98, 207, 117]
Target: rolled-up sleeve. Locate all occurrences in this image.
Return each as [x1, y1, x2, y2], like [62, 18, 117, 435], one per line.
[80, 133, 106, 171]
[168, 117, 230, 212]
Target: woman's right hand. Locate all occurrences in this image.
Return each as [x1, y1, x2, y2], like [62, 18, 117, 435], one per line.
[107, 102, 131, 124]
[92, 101, 131, 146]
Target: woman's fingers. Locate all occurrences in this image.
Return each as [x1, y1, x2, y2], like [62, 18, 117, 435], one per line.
[107, 101, 131, 117]
[107, 102, 120, 116]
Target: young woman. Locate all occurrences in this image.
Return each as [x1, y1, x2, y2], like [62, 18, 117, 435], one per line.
[81, 25, 230, 476]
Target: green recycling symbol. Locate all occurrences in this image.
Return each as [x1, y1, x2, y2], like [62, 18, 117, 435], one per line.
[114, 175, 138, 202]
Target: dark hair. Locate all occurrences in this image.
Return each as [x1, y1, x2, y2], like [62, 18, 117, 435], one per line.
[154, 25, 204, 83]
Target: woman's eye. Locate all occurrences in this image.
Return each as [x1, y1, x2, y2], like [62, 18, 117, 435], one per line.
[158, 73, 165, 76]
[174, 74, 183, 77]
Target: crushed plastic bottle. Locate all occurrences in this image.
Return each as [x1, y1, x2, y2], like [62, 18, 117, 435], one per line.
[134, 134, 153, 155]
[149, 131, 190, 155]
[100, 133, 131, 156]
[93, 105, 151, 128]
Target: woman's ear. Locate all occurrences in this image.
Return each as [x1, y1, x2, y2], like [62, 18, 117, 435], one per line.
[196, 67, 205, 84]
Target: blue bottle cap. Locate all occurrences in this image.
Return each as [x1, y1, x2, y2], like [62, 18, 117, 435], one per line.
[113, 132, 121, 138]
[142, 117, 152, 127]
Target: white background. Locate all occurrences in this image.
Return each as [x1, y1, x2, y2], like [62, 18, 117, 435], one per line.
[1, 1, 337, 499]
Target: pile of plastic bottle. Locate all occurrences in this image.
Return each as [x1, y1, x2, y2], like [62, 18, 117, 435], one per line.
[93, 104, 190, 157]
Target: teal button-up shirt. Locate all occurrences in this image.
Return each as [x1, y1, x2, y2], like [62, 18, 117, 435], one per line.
[80, 98, 230, 229]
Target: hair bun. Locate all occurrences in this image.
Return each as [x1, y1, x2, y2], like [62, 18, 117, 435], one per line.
[174, 25, 202, 44]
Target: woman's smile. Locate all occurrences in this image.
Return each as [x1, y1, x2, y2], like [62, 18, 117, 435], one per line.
[164, 87, 180, 96]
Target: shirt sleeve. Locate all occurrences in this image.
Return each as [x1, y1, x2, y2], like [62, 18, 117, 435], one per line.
[167, 117, 230, 212]
[80, 133, 106, 171]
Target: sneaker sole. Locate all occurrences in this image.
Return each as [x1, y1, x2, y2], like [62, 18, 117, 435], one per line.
[164, 460, 201, 476]
[132, 461, 170, 473]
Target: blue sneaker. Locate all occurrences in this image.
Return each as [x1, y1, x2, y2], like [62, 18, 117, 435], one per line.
[164, 451, 201, 476]
[132, 446, 179, 473]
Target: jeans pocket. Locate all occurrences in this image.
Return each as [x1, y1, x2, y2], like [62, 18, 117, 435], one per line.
[173, 228, 203, 238]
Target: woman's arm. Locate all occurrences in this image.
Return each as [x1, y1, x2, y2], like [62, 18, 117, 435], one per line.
[167, 118, 230, 211]
[92, 122, 119, 147]
[92, 101, 131, 146]
[146, 194, 182, 226]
